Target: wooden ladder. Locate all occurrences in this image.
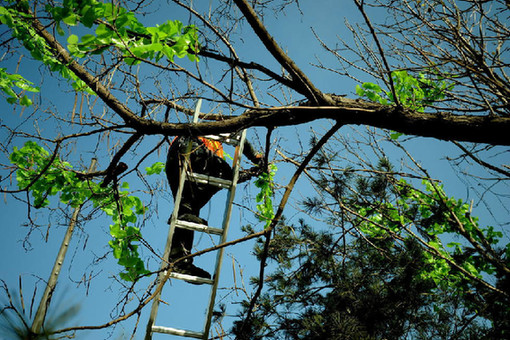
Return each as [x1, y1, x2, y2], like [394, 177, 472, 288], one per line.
[145, 100, 246, 339]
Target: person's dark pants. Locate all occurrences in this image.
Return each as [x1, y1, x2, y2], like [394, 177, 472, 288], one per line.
[166, 136, 233, 261]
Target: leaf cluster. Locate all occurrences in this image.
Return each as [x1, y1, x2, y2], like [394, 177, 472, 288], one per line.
[356, 70, 454, 139]
[0, 68, 39, 106]
[254, 164, 278, 229]
[357, 70, 453, 110]
[145, 161, 165, 176]
[49, 0, 201, 64]
[9, 141, 150, 281]
[0, 0, 200, 103]
[0, 3, 94, 94]
[355, 176, 505, 290]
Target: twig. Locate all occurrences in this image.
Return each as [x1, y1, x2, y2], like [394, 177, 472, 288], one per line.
[232, 0, 332, 105]
[353, 0, 399, 107]
[452, 141, 510, 178]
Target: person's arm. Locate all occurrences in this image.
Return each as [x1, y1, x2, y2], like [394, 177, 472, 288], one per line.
[243, 139, 264, 164]
[238, 139, 266, 184]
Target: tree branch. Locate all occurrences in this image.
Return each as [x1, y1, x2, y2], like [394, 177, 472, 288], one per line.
[232, 0, 333, 105]
[241, 122, 343, 331]
[452, 141, 510, 177]
[27, 12, 510, 146]
[100, 133, 142, 187]
[151, 101, 510, 146]
[30, 15, 144, 129]
[199, 49, 296, 90]
[354, 0, 399, 107]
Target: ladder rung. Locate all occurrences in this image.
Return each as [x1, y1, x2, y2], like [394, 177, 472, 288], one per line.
[187, 172, 233, 189]
[176, 220, 223, 235]
[203, 133, 241, 145]
[167, 271, 214, 285]
[152, 325, 204, 339]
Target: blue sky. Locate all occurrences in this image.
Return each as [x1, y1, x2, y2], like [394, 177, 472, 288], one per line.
[1, 1, 508, 339]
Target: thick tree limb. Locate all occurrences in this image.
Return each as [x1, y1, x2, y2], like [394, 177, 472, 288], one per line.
[29, 14, 509, 146]
[150, 102, 510, 146]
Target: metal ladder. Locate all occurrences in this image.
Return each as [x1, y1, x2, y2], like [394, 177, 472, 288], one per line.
[145, 100, 247, 339]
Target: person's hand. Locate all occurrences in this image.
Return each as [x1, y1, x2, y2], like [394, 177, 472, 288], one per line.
[254, 153, 264, 164]
[239, 165, 264, 183]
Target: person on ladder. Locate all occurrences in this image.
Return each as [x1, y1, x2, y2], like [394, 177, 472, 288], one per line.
[166, 135, 263, 281]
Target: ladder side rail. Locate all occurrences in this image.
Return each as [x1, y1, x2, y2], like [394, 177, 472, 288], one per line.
[145, 159, 189, 340]
[145, 100, 202, 340]
[202, 129, 247, 339]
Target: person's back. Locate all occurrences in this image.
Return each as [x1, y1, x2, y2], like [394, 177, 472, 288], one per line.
[165, 136, 234, 280]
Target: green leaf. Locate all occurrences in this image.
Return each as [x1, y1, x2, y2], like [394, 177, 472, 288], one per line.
[55, 22, 65, 36]
[145, 162, 165, 175]
[463, 262, 479, 276]
[67, 34, 79, 45]
[95, 23, 109, 37]
[362, 82, 382, 92]
[80, 5, 97, 27]
[390, 132, 403, 140]
[19, 94, 32, 106]
[187, 53, 199, 62]
[62, 13, 78, 26]
[80, 34, 96, 44]
[124, 57, 141, 65]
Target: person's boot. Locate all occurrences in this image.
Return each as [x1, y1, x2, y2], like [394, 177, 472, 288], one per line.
[168, 213, 211, 284]
[169, 257, 211, 285]
[172, 258, 212, 284]
[178, 213, 208, 226]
